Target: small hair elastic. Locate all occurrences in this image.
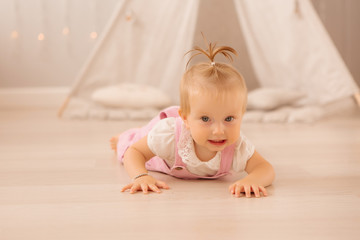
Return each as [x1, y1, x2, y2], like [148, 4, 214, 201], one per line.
[211, 62, 216, 66]
[133, 173, 148, 181]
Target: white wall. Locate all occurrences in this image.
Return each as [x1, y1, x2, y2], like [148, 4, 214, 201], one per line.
[0, 0, 119, 88]
[0, 0, 359, 89]
[312, 0, 360, 87]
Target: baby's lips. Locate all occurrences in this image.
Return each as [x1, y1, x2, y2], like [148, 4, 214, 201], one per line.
[209, 139, 226, 143]
[208, 139, 227, 145]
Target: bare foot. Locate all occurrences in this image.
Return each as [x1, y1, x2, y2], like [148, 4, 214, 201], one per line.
[110, 136, 118, 153]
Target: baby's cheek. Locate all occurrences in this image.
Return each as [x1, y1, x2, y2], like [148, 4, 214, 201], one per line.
[192, 129, 208, 143]
[228, 128, 241, 142]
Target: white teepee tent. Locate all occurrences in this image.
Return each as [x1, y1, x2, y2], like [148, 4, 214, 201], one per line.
[59, 0, 359, 122]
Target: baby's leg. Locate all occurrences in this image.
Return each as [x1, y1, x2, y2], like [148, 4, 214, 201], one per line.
[110, 136, 119, 153]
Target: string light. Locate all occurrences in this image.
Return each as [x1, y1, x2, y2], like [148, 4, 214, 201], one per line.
[294, 0, 302, 18]
[90, 31, 98, 39]
[12, 0, 20, 41]
[89, 0, 99, 40]
[62, 27, 70, 36]
[125, 10, 135, 22]
[38, 33, 45, 41]
[126, 11, 132, 21]
[62, 0, 70, 37]
[11, 0, 104, 49]
[11, 30, 19, 39]
[38, 0, 47, 43]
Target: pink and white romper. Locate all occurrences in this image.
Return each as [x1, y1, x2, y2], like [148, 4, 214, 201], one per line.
[116, 106, 241, 180]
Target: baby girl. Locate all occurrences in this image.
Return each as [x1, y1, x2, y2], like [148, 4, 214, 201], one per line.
[111, 39, 275, 198]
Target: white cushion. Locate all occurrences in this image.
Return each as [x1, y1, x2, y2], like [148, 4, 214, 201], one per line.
[91, 83, 172, 109]
[247, 88, 306, 111]
[287, 106, 324, 123]
[242, 111, 264, 123]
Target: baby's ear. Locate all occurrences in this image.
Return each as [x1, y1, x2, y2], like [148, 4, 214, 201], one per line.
[178, 109, 190, 129]
[178, 109, 185, 120]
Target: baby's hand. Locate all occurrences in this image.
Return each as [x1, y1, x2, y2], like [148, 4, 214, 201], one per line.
[121, 175, 170, 194]
[229, 179, 268, 198]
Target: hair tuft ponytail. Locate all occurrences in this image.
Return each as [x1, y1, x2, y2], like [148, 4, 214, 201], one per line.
[185, 33, 237, 69]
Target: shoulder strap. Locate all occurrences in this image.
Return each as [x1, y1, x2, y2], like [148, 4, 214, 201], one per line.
[159, 106, 180, 119]
[138, 106, 180, 136]
[218, 144, 236, 175]
[173, 117, 186, 167]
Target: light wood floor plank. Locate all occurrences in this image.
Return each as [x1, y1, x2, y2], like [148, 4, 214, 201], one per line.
[0, 108, 359, 239]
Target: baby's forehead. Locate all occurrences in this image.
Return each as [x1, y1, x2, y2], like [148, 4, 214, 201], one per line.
[189, 89, 245, 108]
[189, 84, 243, 98]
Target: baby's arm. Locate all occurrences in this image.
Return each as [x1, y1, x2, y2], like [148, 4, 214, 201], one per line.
[229, 151, 275, 198]
[121, 135, 170, 194]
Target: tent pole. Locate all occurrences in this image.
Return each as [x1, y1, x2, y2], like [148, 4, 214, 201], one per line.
[354, 93, 360, 107]
[57, 0, 128, 119]
[58, 96, 70, 118]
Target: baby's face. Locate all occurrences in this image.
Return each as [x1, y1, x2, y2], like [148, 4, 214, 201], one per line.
[182, 89, 244, 159]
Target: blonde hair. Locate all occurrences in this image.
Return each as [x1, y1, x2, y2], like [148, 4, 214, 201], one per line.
[180, 37, 248, 116]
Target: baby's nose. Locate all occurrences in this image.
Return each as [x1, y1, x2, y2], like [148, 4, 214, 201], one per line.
[212, 123, 225, 135]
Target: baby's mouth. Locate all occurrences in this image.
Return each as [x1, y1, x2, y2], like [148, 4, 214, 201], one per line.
[208, 139, 227, 146]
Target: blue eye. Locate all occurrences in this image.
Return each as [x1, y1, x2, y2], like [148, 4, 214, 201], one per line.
[201, 116, 210, 122]
[225, 116, 234, 122]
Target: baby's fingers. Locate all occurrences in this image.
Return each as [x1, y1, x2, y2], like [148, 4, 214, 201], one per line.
[121, 183, 133, 192]
[229, 182, 268, 198]
[141, 183, 149, 194]
[252, 185, 260, 198]
[156, 180, 170, 190]
[244, 185, 252, 198]
[130, 184, 141, 194]
[228, 184, 241, 197]
[259, 186, 268, 197]
[235, 185, 243, 197]
[148, 184, 161, 193]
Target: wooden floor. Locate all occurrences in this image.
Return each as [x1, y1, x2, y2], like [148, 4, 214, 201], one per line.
[0, 107, 359, 240]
